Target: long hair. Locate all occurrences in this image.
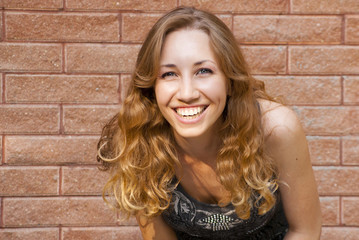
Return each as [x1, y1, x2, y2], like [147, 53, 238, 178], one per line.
[97, 6, 278, 219]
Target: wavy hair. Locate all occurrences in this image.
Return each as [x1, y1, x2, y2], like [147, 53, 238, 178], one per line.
[97, 6, 279, 220]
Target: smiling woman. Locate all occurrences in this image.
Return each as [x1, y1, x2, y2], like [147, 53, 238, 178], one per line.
[97, 7, 322, 240]
[155, 29, 228, 139]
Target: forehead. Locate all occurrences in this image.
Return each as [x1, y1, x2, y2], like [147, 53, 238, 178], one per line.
[160, 29, 217, 64]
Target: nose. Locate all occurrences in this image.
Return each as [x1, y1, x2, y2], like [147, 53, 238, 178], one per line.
[177, 74, 200, 102]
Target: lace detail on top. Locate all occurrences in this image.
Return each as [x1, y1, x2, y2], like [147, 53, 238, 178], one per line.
[161, 181, 288, 240]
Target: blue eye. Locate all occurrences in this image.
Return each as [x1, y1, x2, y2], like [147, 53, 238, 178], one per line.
[161, 72, 177, 78]
[197, 68, 213, 75]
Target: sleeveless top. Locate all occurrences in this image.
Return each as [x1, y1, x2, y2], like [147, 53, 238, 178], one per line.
[161, 180, 289, 240]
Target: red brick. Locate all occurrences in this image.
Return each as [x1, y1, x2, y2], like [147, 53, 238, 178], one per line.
[5, 136, 98, 165]
[5, 74, 120, 104]
[289, 46, 359, 74]
[0, 167, 58, 196]
[342, 197, 359, 226]
[62, 166, 109, 195]
[0, 13, 2, 42]
[346, 15, 359, 44]
[3, 0, 63, 9]
[65, 44, 140, 73]
[3, 197, 117, 227]
[0, 105, 59, 134]
[307, 137, 340, 165]
[63, 105, 119, 134]
[0, 136, 2, 164]
[62, 226, 142, 240]
[65, 0, 177, 11]
[121, 13, 232, 43]
[0, 43, 62, 72]
[241, 46, 286, 74]
[120, 74, 132, 102]
[117, 216, 138, 226]
[343, 137, 359, 165]
[259, 76, 341, 105]
[0, 75, 2, 104]
[217, 15, 233, 31]
[292, 0, 359, 14]
[6, 12, 120, 42]
[122, 13, 162, 43]
[234, 16, 341, 44]
[344, 76, 359, 104]
[314, 167, 359, 195]
[293, 106, 359, 135]
[320, 197, 340, 226]
[180, 0, 288, 13]
[0, 228, 59, 240]
[321, 227, 359, 240]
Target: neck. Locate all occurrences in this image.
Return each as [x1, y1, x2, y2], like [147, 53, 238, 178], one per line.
[174, 129, 222, 163]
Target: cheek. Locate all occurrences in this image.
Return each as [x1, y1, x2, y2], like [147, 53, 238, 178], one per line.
[201, 80, 228, 102]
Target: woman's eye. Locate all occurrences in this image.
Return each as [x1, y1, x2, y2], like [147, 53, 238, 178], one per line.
[161, 72, 177, 78]
[197, 68, 213, 75]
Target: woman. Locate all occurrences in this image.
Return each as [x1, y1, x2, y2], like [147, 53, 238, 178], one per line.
[97, 7, 322, 240]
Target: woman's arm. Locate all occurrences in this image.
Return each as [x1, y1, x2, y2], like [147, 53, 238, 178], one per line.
[136, 213, 177, 240]
[263, 103, 322, 240]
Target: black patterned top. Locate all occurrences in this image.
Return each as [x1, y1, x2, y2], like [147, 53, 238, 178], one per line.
[161, 181, 288, 240]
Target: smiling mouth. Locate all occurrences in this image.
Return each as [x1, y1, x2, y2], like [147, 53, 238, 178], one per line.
[175, 106, 207, 119]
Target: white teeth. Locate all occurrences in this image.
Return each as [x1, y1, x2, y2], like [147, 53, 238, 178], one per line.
[176, 106, 205, 118]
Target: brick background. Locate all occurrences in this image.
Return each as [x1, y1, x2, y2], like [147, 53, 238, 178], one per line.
[0, 0, 358, 239]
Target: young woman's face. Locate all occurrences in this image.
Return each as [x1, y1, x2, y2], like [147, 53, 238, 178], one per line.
[155, 29, 228, 139]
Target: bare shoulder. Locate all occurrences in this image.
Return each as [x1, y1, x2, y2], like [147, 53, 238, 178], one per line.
[258, 99, 303, 137]
[258, 99, 307, 159]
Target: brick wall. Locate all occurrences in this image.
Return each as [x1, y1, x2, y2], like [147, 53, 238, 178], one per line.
[0, 0, 358, 239]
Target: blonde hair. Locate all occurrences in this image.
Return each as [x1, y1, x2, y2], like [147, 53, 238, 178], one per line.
[98, 7, 278, 220]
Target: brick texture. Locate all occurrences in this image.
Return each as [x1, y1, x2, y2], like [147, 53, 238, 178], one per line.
[122, 13, 162, 43]
[2, 0, 63, 10]
[344, 76, 359, 104]
[289, 46, 359, 74]
[62, 166, 109, 195]
[241, 46, 287, 74]
[0, 105, 59, 134]
[5, 74, 120, 103]
[65, 0, 177, 11]
[122, 13, 232, 43]
[306, 137, 340, 165]
[345, 15, 359, 44]
[5, 13, 120, 42]
[314, 167, 359, 195]
[1, 0, 358, 238]
[63, 105, 120, 134]
[292, 0, 359, 14]
[0, 43, 62, 72]
[320, 197, 340, 226]
[293, 107, 359, 135]
[65, 44, 140, 73]
[260, 76, 341, 105]
[234, 16, 341, 44]
[62, 227, 142, 240]
[321, 227, 359, 240]
[0, 136, 2, 164]
[180, 0, 288, 13]
[342, 137, 359, 165]
[3, 197, 117, 227]
[0, 167, 59, 196]
[5, 136, 98, 165]
[342, 197, 359, 226]
[0, 228, 59, 240]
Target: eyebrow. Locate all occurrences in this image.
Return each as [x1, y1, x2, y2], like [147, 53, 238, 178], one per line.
[160, 60, 215, 68]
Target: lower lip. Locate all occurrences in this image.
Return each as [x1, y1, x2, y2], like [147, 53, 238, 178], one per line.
[174, 108, 207, 124]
